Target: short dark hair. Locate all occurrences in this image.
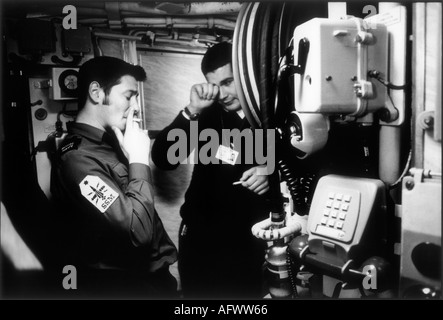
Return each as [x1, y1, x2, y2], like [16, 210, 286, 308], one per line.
[201, 42, 232, 75]
[77, 56, 147, 109]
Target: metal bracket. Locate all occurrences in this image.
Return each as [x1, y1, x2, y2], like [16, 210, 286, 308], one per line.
[409, 167, 442, 180]
[417, 110, 435, 131]
[105, 2, 122, 30]
[378, 95, 399, 123]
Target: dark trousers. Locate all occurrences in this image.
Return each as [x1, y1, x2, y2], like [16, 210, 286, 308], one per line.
[178, 220, 265, 299]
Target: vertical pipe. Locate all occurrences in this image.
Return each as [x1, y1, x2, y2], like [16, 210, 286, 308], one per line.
[379, 126, 402, 184]
[378, 3, 409, 186]
[412, 3, 426, 168]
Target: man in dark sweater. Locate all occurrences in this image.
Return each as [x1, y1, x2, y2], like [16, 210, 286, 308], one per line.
[152, 42, 270, 299]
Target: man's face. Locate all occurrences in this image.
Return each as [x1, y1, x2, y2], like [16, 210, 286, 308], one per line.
[102, 75, 139, 131]
[205, 63, 241, 112]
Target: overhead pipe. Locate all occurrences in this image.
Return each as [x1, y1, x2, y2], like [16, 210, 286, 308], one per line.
[93, 32, 142, 41]
[26, 7, 108, 19]
[70, 2, 171, 15]
[137, 43, 207, 54]
[85, 24, 108, 28]
[125, 23, 233, 30]
[83, 21, 234, 31]
[125, 17, 223, 25]
[78, 19, 108, 25]
[123, 17, 236, 30]
[115, 2, 168, 15]
[152, 38, 207, 47]
[26, 3, 240, 20]
[129, 30, 170, 37]
[179, 2, 242, 15]
[130, 30, 218, 43]
[75, 2, 241, 16]
[94, 31, 211, 50]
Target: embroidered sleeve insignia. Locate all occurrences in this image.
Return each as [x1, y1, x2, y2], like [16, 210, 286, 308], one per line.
[79, 175, 119, 213]
[61, 136, 82, 155]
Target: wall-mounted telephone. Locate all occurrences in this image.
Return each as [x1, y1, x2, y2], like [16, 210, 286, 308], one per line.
[307, 174, 387, 266]
[292, 18, 388, 116]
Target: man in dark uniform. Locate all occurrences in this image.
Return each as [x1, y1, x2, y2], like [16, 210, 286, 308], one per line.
[152, 42, 270, 299]
[50, 56, 178, 298]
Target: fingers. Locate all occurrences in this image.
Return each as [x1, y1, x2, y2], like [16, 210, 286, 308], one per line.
[257, 186, 270, 195]
[241, 176, 269, 195]
[193, 83, 219, 101]
[242, 176, 261, 190]
[240, 173, 257, 188]
[126, 106, 135, 130]
[209, 85, 219, 100]
[239, 166, 270, 195]
[132, 115, 141, 130]
[127, 106, 143, 132]
[240, 167, 255, 182]
[249, 179, 262, 191]
[254, 181, 269, 194]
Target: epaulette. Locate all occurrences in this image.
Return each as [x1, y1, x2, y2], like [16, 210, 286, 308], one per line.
[60, 136, 82, 155]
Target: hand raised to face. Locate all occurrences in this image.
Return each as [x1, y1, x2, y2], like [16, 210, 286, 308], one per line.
[187, 83, 220, 114]
[112, 106, 151, 166]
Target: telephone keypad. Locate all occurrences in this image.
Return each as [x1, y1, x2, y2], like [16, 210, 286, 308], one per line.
[317, 192, 354, 238]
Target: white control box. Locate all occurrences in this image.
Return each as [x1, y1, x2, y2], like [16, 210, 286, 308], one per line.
[293, 18, 388, 116]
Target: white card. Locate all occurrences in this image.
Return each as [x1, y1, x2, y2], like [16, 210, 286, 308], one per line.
[215, 145, 239, 165]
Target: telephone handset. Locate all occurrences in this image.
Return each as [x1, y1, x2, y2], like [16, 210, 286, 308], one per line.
[307, 174, 386, 266]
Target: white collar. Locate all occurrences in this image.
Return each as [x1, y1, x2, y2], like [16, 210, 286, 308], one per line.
[236, 109, 245, 119]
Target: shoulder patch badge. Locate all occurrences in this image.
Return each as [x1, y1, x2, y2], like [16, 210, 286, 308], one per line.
[79, 175, 119, 213]
[61, 136, 82, 155]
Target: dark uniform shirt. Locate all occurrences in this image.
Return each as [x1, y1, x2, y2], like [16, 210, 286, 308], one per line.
[51, 122, 177, 276]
